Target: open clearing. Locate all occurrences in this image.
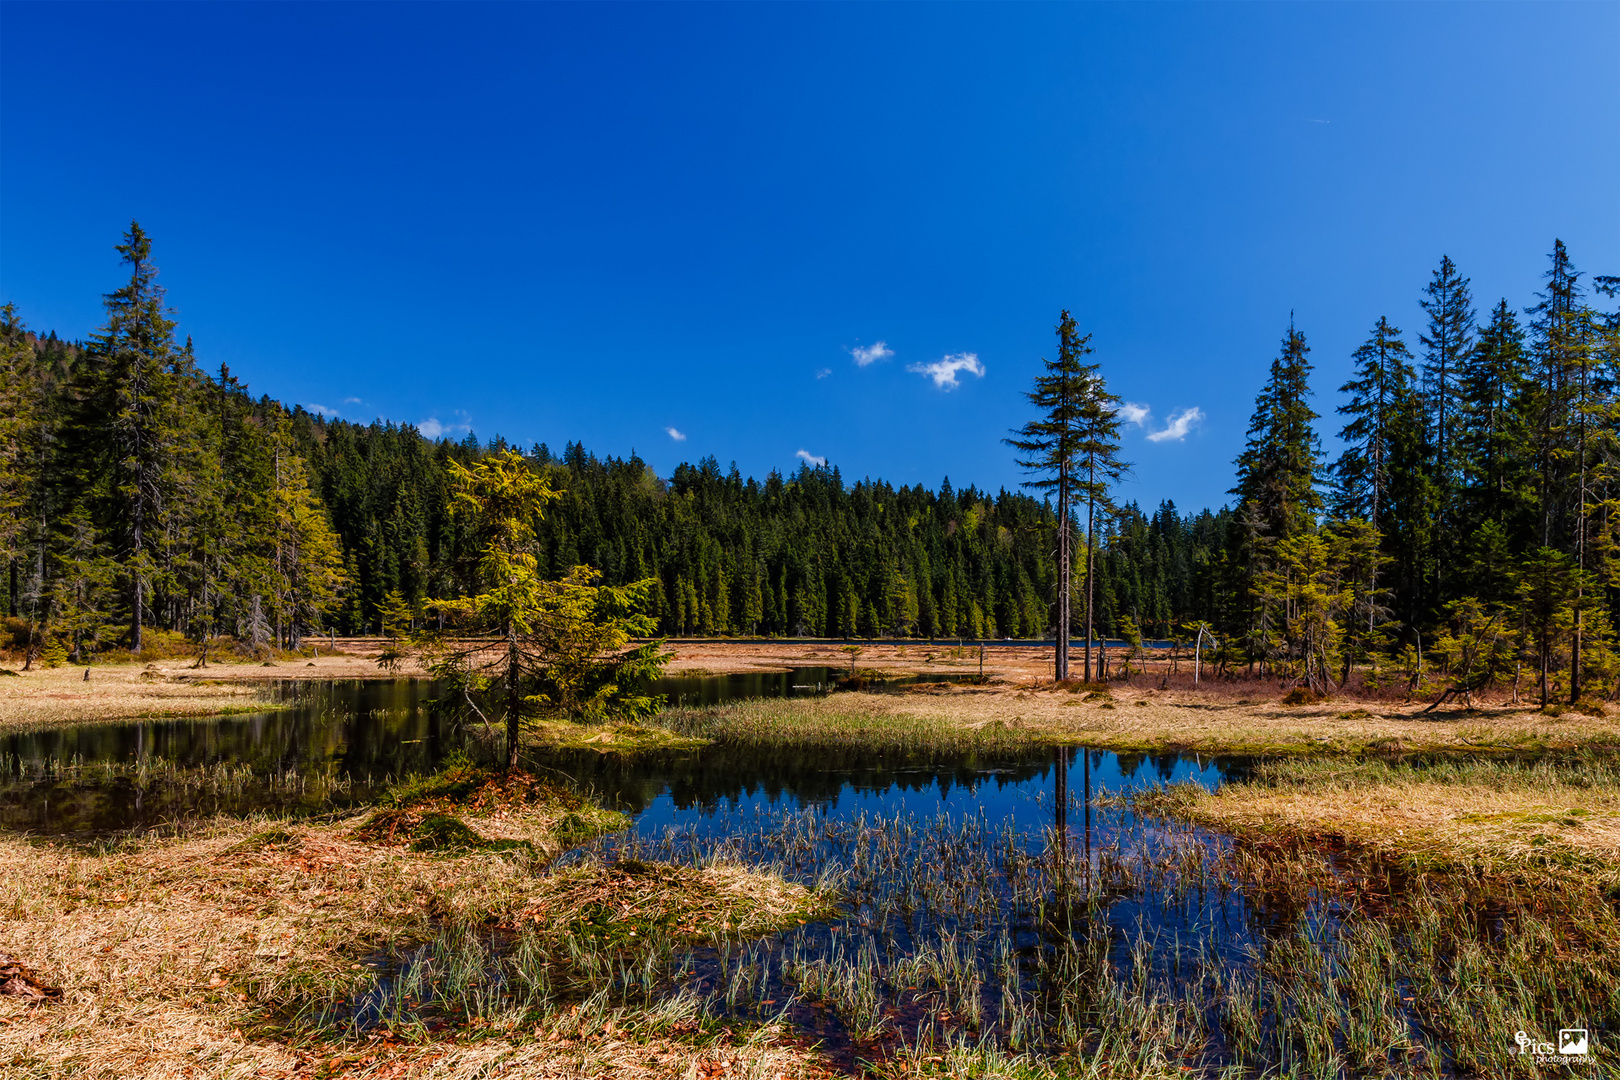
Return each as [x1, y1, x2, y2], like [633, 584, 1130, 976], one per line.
[4, 640, 1614, 755]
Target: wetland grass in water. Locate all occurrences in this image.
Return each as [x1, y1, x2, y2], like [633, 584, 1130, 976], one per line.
[2, 677, 1614, 1076]
[311, 752, 1617, 1077]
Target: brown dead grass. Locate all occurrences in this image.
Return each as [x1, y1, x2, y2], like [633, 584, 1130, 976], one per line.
[0, 663, 281, 733]
[673, 681, 1620, 757]
[0, 811, 829, 1079]
[0, 651, 440, 734]
[1154, 758, 1620, 888]
[893, 682, 1617, 755]
[522, 860, 833, 942]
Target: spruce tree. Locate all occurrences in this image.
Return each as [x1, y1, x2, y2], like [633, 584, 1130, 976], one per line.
[0, 306, 36, 593]
[1458, 300, 1532, 541]
[1332, 316, 1418, 531]
[1524, 240, 1583, 550]
[1418, 256, 1476, 508]
[76, 222, 184, 653]
[1233, 319, 1323, 541]
[1007, 310, 1127, 680]
[1006, 310, 1087, 679]
[1232, 320, 1323, 672]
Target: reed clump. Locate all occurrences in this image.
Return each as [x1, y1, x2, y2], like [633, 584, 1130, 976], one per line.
[1159, 753, 1620, 889]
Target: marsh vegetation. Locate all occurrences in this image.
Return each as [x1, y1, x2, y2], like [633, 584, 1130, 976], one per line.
[2, 673, 1614, 1077]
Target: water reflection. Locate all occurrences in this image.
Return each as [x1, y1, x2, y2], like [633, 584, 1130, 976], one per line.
[0, 677, 1248, 836]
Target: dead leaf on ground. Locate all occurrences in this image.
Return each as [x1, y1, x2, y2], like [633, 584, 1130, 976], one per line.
[0, 951, 62, 1002]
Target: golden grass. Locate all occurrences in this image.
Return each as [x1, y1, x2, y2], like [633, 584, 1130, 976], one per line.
[524, 719, 709, 754]
[0, 663, 286, 734]
[1151, 757, 1620, 888]
[674, 682, 1620, 757]
[521, 860, 833, 943]
[0, 806, 829, 1079]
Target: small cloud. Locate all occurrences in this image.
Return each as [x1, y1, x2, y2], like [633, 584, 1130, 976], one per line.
[907, 352, 985, 390]
[342, 396, 364, 405]
[1146, 406, 1205, 443]
[850, 341, 894, 367]
[665, 426, 687, 441]
[1118, 401, 1150, 428]
[303, 402, 339, 417]
[796, 449, 826, 467]
[419, 411, 473, 440]
[816, 368, 832, 379]
[1305, 118, 1331, 124]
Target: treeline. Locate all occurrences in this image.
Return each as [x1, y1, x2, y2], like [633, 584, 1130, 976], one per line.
[2, 225, 1617, 704]
[0, 224, 1069, 657]
[296, 426, 1067, 643]
[1210, 244, 1619, 703]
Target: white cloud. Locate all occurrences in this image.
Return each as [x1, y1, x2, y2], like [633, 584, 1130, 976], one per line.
[796, 449, 826, 467]
[419, 411, 473, 440]
[907, 352, 985, 390]
[1118, 401, 1150, 427]
[666, 426, 687, 441]
[342, 396, 364, 405]
[1146, 406, 1205, 443]
[816, 368, 832, 379]
[304, 402, 339, 417]
[850, 341, 893, 367]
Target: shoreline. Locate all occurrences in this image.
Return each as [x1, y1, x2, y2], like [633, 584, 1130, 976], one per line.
[1, 641, 1615, 755]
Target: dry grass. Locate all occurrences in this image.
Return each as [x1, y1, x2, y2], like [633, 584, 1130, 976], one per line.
[0, 803, 830, 1079]
[0, 663, 285, 734]
[670, 681, 1620, 757]
[1145, 756, 1620, 888]
[521, 860, 834, 943]
[524, 718, 709, 754]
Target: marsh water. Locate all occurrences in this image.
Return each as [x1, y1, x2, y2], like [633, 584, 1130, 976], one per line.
[0, 678, 1578, 1075]
[0, 673, 1236, 835]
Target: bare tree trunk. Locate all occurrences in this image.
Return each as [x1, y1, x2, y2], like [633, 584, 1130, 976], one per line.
[1572, 366, 1587, 705]
[1055, 466, 1069, 682]
[1083, 462, 1096, 683]
[505, 628, 521, 772]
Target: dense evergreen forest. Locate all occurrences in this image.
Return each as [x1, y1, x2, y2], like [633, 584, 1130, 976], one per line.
[2, 224, 1616, 702]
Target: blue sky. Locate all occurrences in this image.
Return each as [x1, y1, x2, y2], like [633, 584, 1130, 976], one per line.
[3, 2, 1616, 514]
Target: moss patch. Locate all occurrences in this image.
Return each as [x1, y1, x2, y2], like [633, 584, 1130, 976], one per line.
[525, 718, 709, 754]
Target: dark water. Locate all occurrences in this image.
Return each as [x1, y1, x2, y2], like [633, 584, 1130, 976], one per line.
[0, 674, 1236, 835]
[1, 677, 1549, 1075]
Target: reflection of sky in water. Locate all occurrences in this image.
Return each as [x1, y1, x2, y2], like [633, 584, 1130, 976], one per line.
[628, 748, 1230, 840]
[1, 676, 1245, 843]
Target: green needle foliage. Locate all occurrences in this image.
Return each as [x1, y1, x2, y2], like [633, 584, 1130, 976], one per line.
[3, 227, 1616, 706]
[1007, 310, 1128, 681]
[380, 450, 670, 769]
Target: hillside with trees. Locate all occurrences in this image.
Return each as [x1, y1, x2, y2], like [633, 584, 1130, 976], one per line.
[2, 224, 1616, 704]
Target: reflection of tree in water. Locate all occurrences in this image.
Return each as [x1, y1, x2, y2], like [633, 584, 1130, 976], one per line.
[538, 743, 1065, 814]
[0, 682, 471, 834]
[0, 679, 1253, 835]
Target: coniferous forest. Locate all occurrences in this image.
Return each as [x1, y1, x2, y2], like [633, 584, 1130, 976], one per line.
[2, 224, 1616, 703]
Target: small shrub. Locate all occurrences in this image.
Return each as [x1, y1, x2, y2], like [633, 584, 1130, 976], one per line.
[1281, 687, 1319, 707]
[40, 639, 69, 669]
[2, 617, 29, 650]
[379, 754, 487, 808]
